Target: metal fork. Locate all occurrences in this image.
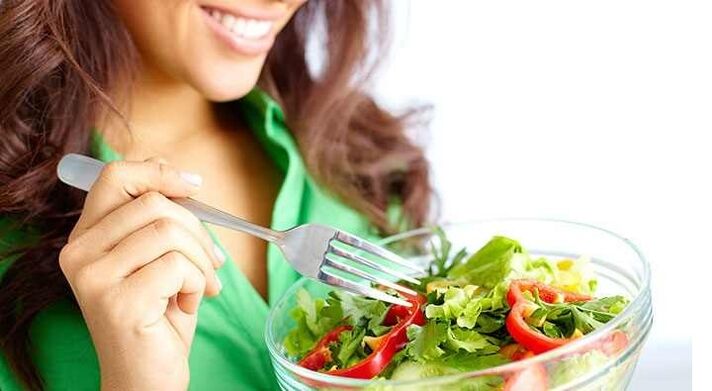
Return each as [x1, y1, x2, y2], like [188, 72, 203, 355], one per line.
[57, 154, 423, 307]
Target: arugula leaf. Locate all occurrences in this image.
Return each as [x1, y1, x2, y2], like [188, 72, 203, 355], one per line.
[329, 291, 391, 337]
[405, 322, 449, 361]
[428, 227, 469, 278]
[335, 327, 367, 368]
[429, 226, 451, 277]
[448, 236, 523, 288]
[527, 292, 629, 338]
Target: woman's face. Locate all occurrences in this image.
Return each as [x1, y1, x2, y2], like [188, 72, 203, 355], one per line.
[112, 0, 306, 101]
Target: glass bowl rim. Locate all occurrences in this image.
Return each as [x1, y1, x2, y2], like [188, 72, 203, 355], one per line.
[265, 217, 652, 387]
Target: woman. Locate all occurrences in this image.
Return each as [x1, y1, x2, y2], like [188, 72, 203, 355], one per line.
[0, 0, 430, 390]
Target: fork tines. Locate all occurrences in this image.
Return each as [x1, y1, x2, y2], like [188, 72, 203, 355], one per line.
[317, 231, 426, 307]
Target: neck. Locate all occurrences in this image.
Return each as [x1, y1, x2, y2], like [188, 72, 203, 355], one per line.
[100, 67, 219, 157]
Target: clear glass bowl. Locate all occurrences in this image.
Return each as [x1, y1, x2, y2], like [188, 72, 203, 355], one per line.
[265, 219, 653, 390]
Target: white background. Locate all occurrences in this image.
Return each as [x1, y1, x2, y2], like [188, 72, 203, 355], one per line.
[373, 1, 709, 389]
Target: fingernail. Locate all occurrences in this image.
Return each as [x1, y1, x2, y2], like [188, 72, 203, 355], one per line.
[213, 244, 226, 266]
[216, 275, 223, 292]
[179, 171, 203, 187]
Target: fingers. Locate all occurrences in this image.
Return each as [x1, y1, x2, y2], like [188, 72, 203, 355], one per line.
[93, 218, 221, 296]
[72, 158, 203, 237]
[124, 251, 207, 320]
[68, 191, 224, 272]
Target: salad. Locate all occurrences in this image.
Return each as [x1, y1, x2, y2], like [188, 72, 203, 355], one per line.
[283, 229, 630, 390]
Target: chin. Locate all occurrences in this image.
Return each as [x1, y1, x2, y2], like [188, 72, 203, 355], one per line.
[192, 63, 264, 102]
[200, 77, 260, 102]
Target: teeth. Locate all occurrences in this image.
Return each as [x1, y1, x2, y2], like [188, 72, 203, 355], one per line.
[253, 21, 271, 36]
[244, 19, 257, 37]
[222, 14, 237, 30]
[207, 8, 272, 39]
[234, 18, 246, 35]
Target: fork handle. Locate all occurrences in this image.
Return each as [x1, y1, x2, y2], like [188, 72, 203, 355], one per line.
[57, 154, 284, 243]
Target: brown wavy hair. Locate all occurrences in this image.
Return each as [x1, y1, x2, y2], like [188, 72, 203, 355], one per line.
[0, 0, 431, 389]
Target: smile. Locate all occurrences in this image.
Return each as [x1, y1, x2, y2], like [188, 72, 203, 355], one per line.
[205, 7, 273, 40]
[200, 6, 277, 55]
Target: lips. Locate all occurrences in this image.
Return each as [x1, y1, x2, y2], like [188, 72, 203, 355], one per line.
[204, 7, 274, 40]
[200, 5, 279, 56]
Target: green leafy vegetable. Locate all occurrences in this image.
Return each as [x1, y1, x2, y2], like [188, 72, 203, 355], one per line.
[283, 289, 344, 356]
[329, 291, 392, 337]
[424, 283, 508, 334]
[527, 292, 630, 338]
[334, 327, 368, 368]
[448, 236, 523, 288]
[428, 227, 469, 278]
[406, 322, 449, 361]
[425, 286, 475, 323]
[445, 328, 498, 354]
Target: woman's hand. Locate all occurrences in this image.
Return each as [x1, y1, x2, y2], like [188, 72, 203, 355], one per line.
[59, 158, 225, 390]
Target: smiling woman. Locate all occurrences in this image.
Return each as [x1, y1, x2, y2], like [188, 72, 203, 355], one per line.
[0, 0, 431, 390]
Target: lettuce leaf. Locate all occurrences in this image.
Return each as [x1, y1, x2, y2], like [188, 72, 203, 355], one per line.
[443, 234, 598, 295]
[425, 286, 473, 321]
[424, 283, 508, 332]
[448, 236, 523, 289]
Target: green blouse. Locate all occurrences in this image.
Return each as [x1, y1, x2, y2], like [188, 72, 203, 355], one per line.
[0, 89, 378, 390]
